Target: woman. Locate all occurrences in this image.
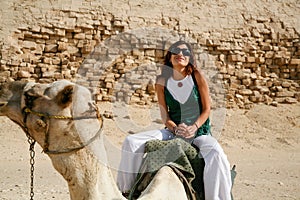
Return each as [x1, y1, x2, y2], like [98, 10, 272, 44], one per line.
[117, 41, 232, 199]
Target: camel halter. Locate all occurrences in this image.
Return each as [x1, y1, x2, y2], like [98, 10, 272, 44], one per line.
[24, 107, 103, 154]
[22, 93, 103, 200]
[23, 107, 103, 154]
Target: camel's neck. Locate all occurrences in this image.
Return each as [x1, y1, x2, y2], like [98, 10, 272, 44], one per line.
[50, 135, 125, 200]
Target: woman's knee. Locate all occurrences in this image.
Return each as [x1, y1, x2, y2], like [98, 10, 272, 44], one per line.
[122, 135, 137, 151]
[124, 134, 134, 144]
[193, 135, 217, 148]
[193, 135, 224, 157]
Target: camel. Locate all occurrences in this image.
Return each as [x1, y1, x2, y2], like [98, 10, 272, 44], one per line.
[0, 80, 189, 200]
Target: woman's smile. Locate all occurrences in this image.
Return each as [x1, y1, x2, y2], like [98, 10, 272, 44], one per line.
[175, 56, 185, 62]
[172, 54, 189, 68]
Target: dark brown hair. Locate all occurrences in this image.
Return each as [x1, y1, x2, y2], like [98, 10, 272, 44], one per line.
[161, 40, 197, 79]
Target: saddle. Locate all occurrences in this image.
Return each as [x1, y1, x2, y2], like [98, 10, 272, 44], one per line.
[129, 138, 205, 200]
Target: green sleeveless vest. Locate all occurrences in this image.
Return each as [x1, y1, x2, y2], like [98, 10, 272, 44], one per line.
[164, 75, 211, 137]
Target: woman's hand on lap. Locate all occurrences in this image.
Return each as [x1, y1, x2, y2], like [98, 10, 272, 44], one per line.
[177, 123, 196, 138]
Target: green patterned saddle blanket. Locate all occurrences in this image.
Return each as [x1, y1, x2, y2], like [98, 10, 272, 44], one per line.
[129, 138, 205, 200]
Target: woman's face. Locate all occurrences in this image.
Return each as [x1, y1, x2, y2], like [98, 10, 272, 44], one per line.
[170, 44, 191, 69]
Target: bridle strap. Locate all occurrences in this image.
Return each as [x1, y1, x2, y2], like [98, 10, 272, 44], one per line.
[24, 107, 74, 120]
[22, 107, 103, 155]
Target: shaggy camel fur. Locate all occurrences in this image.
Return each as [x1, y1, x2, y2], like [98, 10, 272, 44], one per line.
[0, 80, 188, 200]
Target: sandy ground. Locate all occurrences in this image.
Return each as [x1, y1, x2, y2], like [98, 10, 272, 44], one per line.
[0, 102, 299, 200]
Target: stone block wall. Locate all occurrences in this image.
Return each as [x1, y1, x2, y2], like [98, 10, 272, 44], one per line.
[0, 1, 299, 109]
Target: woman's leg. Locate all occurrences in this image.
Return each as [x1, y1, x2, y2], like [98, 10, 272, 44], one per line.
[193, 135, 232, 200]
[117, 129, 174, 192]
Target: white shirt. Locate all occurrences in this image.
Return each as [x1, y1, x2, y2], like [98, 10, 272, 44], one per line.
[166, 75, 194, 104]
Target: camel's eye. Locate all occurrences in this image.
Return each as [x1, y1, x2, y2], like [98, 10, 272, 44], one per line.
[0, 85, 3, 92]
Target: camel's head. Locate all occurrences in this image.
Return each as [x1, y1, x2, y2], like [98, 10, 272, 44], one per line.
[0, 80, 102, 154]
[0, 80, 74, 120]
[0, 81, 27, 119]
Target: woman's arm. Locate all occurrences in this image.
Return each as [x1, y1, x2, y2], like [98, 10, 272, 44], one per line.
[193, 69, 211, 128]
[155, 77, 177, 133]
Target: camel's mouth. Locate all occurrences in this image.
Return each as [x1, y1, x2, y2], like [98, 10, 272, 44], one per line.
[0, 102, 8, 108]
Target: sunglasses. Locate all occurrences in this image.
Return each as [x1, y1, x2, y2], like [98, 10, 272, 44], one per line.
[171, 47, 191, 57]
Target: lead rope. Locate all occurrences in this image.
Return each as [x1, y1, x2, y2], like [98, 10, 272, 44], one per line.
[25, 127, 36, 200]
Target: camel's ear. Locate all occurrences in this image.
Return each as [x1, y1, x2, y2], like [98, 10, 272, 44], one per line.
[56, 85, 73, 108]
[25, 83, 45, 97]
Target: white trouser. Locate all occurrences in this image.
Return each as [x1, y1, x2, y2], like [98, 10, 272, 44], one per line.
[193, 135, 232, 200]
[117, 131, 232, 200]
[117, 129, 174, 192]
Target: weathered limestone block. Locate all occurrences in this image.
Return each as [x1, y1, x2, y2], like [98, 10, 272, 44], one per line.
[130, 95, 141, 104]
[206, 39, 221, 47]
[101, 19, 111, 27]
[55, 28, 66, 36]
[251, 28, 260, 38]
[125, 58, 135, 65]
[263, 94, 274, 104]
[284, 97, 298, 104]
[7, 59, 20, 66]
[261, 43, 272, 51]
[250, 73, 257, 79]
[270, 73, 279, 79]
[218, 64, 227, 74]
[228, 54, 238, 62]
[85, 34, 93, 40]
[280, 73, 290, 79]
[250, 90, 263, 102]
[43, 57, 51, 64]
[265, 51, 274, 59]
[146, 80, 155, 95]
[255, 57, 265, 64]
[17, 70, 31, 78]
[246, 57, 255, 63]
[236, 69, 251, 79]
[29, 25, 40, 33]
[57, 42, 68, 51]
[45, 44, 58, 53]
[276, 91, 294, 97]
[271, 85, 281, 92]
[22, 41, 37, 50]
[145, 49, 155, 57]
[41, 27, 54, 35]
[0, 71, 11, 78]
[290, 59, 300, 65]
[242, 78, 252, 86]
[102, 81, 113, 91]
[239, 89, 253, 95]
[281, 81, 291, 88]
[275, 57, 289, 66]
[52, 57, 61, 65]
[33, 44, 45, 55]
[22, 31, 33, 38]
[81, 45, 94, 54]
[74, 33, 86, 40]
[259, 86, 270, 94]
[54, 72, 64, 79]
[67, 46, 79, 54]
[42, 70, 55, 78]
